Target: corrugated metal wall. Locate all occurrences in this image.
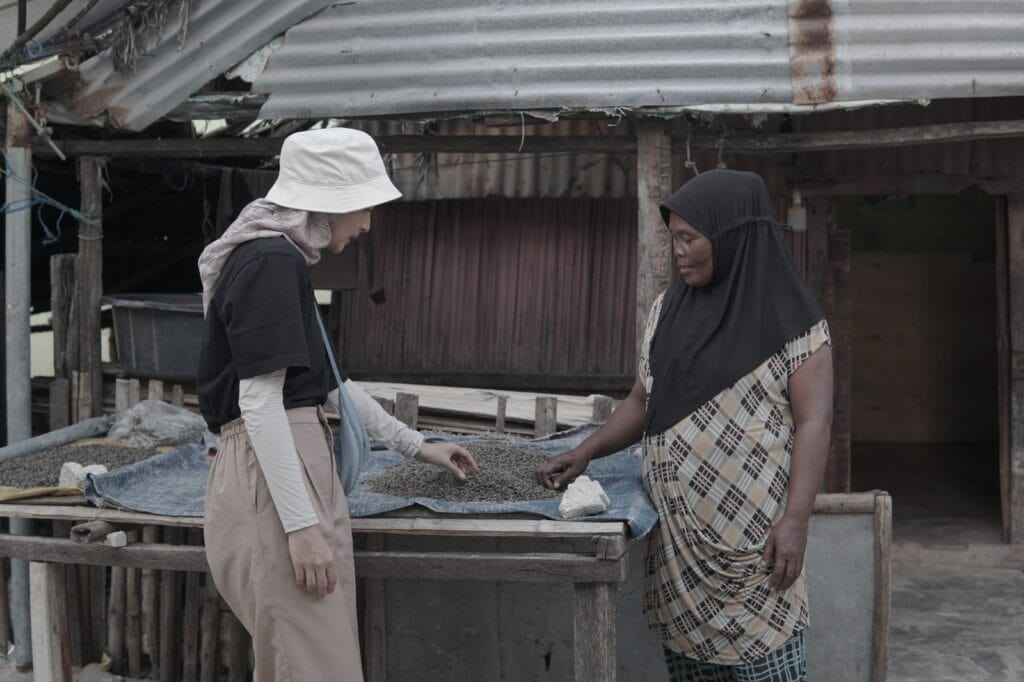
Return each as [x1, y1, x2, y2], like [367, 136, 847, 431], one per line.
[338, 198, 638, 392]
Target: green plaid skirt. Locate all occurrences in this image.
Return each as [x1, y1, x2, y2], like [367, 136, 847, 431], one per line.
[664, 631, 806, 682]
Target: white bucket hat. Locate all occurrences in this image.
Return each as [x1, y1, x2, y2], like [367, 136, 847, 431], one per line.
[266, 127, 402, 213]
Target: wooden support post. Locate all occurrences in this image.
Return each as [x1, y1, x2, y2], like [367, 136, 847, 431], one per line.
[159, 528, 182, 682]
[181, 569, 200, 682]
[1006, 194, 1024, 543]
[871, 493, 893, 682]
[171, 385, 184, 408]
[0, 558, 9, 650]
[115, 379, 130, 419]
[129, 378, 141, 407]
[125, 530, 143, 678]
[141, 526, 159, 675]
[636, 119, 674, 358]
[199, 575, 222, 682]
[50, 522, 79, 667]
[226, 614, 249, 682]
[591, 395, 614, 424]
[107, 565, 126, 673]
[394, 393, 419, 430]
[573, 582, 616, 682]
[825, 200, 851, 493]
[89, 565, 106, 663]
[76, 565, 92, 667]
[50, 253, 78, 381]
[495, 395, 508, 434]
[364, 535, 387, 682]
[77, 157, 104, 419]
[534, 397, 557, 439]
[29, 562, 72, 682]
[147, 380, 165, 403]
[49, 379, 71, 431]
[997, 198, 1013, 541]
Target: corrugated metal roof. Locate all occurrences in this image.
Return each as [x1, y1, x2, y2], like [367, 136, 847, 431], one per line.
[66, 0, 333, 130]
[253, 0, 1024, 119]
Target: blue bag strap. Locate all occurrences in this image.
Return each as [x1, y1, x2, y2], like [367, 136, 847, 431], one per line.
[312, 302, 346, 393]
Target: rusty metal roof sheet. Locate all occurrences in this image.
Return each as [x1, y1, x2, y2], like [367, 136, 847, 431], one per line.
[252, 0, 1024, 120]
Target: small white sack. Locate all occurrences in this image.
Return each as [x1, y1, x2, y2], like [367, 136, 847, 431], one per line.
[58, 462, 109, 490]
[558, 475, 610, 519]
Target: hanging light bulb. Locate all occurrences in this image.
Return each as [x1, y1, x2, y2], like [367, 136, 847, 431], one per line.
[787, 188, 807, 232]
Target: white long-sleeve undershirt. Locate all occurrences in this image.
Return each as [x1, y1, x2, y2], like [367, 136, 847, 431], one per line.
[239, 371, 425, 533]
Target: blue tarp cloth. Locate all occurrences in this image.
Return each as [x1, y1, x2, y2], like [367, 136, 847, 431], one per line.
[85, 426, 659, 538]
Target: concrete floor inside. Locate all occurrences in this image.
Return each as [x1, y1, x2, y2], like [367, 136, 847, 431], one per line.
[854, 442, 1023, 681]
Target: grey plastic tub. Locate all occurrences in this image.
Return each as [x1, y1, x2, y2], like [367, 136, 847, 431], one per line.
[103, 294, 204, 381]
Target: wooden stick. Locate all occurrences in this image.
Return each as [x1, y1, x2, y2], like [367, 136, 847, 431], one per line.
[534, 397, 557, 439]
[147, 380, 165, 403]
[129, 378, 141, 407]
[141, 526, 159, 675]
[29, 562, 72, 682]
[199, 575, 222, 682]
[107, 565, 126, 673]
[591, 395, 614, 424]
[181, 531, 201, 682]
[159, 527, 182, 682]
[171, 385, 184, 408]
[125, 529, 143, 678]
[394, 392, 419, 430]
[495, 395, 508, 434]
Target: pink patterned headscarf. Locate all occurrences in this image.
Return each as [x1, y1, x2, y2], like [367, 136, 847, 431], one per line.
[198, 199, 331, 313]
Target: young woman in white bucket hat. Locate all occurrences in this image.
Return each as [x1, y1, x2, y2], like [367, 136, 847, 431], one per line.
[197, 127, 477, 681]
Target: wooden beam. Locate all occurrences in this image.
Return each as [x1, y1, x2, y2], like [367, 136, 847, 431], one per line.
[363, 535, 387, 682]
[636, 119, 674, 358]
[825, 202, 852, 493]
[34, 119, 1024, 159]
[354, 550, 627, 583]
[996, 197, 1012, 541]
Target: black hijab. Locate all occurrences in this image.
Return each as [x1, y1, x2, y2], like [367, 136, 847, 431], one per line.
[644, 170, 823, 436]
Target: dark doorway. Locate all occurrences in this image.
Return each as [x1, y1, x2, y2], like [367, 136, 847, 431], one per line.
[847, 189, 1002, 544]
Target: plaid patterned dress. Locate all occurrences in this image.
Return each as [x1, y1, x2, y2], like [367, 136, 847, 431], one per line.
[639, 292, 831, 665]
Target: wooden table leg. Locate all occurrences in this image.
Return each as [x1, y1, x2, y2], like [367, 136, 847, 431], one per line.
[29, 562, 72, 682]
[574, 581, 616, 682]
[364, 534, 387, 682]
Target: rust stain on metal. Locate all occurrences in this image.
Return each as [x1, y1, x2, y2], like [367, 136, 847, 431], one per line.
[789, 0, 838, 104]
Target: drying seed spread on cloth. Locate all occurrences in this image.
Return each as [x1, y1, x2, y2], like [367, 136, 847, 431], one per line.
[0, 443, 158, 488]
[368, 440, 560, 502]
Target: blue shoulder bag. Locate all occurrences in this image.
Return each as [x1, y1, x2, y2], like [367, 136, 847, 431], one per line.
[313, 303, 369, 494]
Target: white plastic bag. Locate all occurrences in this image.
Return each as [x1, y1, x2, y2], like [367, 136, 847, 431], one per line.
[107, 399, 208, 448]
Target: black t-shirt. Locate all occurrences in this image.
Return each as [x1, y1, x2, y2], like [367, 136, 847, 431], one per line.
[197, 237, 343, 433]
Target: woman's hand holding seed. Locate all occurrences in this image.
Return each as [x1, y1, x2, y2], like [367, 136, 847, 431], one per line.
[536, 448, 592, 490]
[415, 442, 480, 480]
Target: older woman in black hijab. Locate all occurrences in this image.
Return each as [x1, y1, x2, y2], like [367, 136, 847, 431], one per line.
[538, 170, 832, 682]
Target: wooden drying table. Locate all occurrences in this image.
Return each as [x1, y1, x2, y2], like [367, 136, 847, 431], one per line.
[0, 501, 631, 682]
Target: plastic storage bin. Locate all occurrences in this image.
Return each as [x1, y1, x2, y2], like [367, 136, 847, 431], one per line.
[103, 294, 204, 381]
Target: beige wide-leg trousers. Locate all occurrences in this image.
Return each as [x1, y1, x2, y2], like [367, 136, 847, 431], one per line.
[205, 406, 363, 682]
